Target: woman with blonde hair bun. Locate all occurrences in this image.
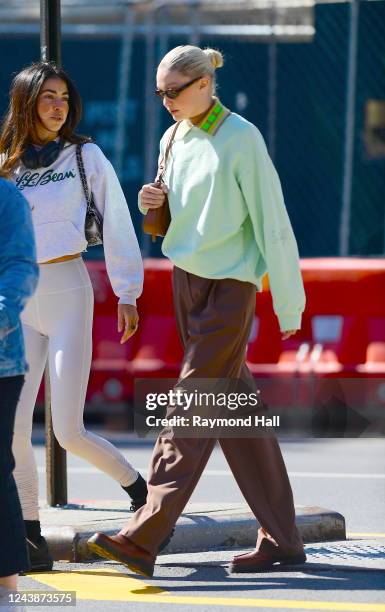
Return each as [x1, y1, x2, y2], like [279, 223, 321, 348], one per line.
[89, 44, 307, 577]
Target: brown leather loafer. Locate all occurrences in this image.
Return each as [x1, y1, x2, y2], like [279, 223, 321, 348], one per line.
[230, 537, 307, 573]
[87, 533, 155, 577]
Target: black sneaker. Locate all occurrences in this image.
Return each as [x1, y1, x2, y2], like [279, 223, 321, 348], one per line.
[123, 474, 148, 512]
[129, 497, 147, 512]
[26, 536, 54, 572]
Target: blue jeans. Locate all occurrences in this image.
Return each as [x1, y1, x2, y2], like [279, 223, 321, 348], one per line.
[0, 376, 29, 576]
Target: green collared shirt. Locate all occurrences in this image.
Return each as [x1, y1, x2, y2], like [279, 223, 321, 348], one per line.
[141, 99, 305, 331]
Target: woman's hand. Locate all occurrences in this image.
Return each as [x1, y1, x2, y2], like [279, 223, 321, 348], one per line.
[140, 182, 168, 210]
[281, 329, 298, 340]
[118, 304, 139, 344]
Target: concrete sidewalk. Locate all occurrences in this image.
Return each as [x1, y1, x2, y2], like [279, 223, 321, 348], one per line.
[40, 502, 346, 562]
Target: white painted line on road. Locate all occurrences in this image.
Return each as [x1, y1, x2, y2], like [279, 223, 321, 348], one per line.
[347, 532, 385, 538]
[290, 472, 385, 479]
[36, 467, 385, 478]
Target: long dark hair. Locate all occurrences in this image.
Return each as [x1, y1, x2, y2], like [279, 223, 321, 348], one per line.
[0, 62, 90, 173]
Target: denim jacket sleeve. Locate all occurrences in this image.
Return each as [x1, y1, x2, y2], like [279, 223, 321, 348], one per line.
[0, 178, 39, 340]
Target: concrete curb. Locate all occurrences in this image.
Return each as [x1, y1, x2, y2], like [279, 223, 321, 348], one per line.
[40, 504, 346, 562]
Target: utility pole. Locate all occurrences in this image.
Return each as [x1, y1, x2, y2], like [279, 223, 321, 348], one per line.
[339, 0, 360, 256]
[40, 0, 68, 506]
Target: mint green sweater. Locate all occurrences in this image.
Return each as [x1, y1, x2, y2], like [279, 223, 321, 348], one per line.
[141, 102, 306, 331]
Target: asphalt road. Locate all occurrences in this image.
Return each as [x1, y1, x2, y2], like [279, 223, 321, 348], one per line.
[11, 435, 385, 612]
[17, 544, 385, 612]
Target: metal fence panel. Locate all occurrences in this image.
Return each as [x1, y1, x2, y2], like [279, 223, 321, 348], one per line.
[0, 1, 384, 258]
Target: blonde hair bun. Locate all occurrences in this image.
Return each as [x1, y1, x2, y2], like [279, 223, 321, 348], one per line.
[203, 48, 224, 69]
[159, 46, 224, 92]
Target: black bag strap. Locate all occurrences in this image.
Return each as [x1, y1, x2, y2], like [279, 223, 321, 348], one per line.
[76, 143, 93, 213]
[157, 121, 180, 183]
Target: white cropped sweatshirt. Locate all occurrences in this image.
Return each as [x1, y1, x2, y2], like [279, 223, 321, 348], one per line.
[11, 142, 143, 306]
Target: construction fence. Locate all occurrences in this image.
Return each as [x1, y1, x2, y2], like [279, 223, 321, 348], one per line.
[0, 0, 384, 258]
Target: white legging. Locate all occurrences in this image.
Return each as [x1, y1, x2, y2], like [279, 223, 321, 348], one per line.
[12, 258, 138, 520]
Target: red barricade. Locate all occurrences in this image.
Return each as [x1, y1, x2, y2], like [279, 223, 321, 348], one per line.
[39, 258, 385, 406]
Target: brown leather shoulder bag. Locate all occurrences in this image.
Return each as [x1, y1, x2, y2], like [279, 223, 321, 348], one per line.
[142, 121, 180, 242]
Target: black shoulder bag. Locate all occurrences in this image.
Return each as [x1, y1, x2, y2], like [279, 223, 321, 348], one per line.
[76, 143, 104, 247]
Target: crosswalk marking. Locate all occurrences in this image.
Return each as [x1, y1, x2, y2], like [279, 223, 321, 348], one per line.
[347, 533, 385, 538]
[33, 569, 385, 610]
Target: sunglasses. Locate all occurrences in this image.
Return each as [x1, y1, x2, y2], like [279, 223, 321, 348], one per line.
[155, 76, 202, 100]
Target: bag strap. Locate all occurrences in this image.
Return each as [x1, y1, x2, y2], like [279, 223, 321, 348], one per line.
[157, 121, 181, 183]
[76, 143, 93, 213]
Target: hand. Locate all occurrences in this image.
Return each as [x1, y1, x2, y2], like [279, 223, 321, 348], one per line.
[140, 182, 168, 210]
[118, 304, 139, 344]
[281, 329, 298, 340]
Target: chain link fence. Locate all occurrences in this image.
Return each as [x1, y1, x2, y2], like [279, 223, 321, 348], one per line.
[0, 0, 384, 258]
